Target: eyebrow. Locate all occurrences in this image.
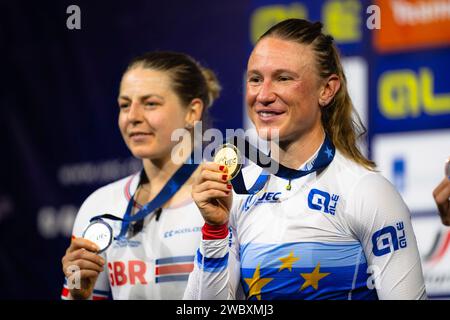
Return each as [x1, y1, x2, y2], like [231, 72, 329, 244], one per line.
[246, 69, 299, 77]
[118, 94, 165, 101]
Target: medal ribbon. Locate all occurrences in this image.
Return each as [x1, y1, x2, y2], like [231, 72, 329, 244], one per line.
[228, 134, 335, 194]
[89, 152, 198, 239]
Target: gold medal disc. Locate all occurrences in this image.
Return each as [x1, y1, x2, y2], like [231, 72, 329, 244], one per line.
[213, 144, 242, 180]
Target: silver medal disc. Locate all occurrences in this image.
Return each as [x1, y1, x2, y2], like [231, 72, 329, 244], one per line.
[82, 220, 113, 253]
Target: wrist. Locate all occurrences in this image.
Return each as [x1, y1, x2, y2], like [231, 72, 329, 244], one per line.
[202, 222, 229, 240]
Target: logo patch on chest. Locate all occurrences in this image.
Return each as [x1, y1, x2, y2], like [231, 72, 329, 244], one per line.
[243, 192, 282, 212]
[307, 189, 340, 215]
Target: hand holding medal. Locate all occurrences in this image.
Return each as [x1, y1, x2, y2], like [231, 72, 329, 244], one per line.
[61, 235, 106, 299]
[191, 155, 235, 226]
[432, 157, 450, 226]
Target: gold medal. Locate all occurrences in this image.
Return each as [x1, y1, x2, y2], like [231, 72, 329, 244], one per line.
[213, 143, 242, 180]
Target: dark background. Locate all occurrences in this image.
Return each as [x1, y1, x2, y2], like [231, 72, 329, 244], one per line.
[1, 0, 249, 299]
[1, 0, 449, 299]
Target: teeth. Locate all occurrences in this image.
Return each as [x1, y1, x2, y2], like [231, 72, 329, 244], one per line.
[258, 111, 277, 117]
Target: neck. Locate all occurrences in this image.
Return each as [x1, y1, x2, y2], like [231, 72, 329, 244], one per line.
[142, 155, 179, 188]
[273, 126, 325, 169]
[143, 141, 194, 197]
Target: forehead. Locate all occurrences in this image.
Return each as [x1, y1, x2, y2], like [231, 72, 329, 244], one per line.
[248, 37, 316, 73]
[120, 67, 172, 95]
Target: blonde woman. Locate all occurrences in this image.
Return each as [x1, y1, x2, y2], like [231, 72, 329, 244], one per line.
[186, 19, 426, 300]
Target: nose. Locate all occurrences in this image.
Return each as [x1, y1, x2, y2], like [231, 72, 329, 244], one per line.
[255, 80, 276, 106]
[127, 102, 143, 125]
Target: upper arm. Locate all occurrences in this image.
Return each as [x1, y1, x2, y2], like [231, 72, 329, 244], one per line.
[349, 173, 426, 300]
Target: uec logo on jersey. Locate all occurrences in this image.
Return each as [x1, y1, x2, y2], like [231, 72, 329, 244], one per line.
[307, 189, 340, 215]
[372, 222, 407, 257]
[243, 192, 282, 212]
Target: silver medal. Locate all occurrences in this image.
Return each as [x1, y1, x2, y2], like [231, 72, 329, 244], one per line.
[82, 220, 113, 253]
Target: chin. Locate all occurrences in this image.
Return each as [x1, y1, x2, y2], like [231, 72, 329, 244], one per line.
[256, 126, 283, 142]
[129, 146, 158, 160]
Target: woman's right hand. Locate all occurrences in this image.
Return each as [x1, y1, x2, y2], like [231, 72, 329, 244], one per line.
[61, 237, 105, 300]
[433, 176, 450, 226]
[192, 162, 233, 225]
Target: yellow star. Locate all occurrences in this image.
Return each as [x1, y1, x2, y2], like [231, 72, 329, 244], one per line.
[300, 263, 330, 291]
[244, 263, 273, 300]
[278, 251, 300, 272]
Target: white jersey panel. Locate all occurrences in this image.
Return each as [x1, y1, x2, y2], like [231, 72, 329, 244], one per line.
[62, 172, 204, 300]
[185, 150, 426, 300]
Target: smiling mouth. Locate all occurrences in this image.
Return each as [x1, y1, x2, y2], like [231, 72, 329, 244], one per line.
[256, 110, 285, 120]
[258, 111, 283, 116]
[129, 132, 151, 137]
[129, 132, 152, 142]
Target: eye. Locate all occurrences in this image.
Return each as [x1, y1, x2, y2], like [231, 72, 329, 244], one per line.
[247, 75, 262, 85]
[144, 101, 160, 107]
[278, 75, 292, 82]
[118, 103, 130, 109]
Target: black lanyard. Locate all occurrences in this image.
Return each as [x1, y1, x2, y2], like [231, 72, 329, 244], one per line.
[229, 135, 335, 194]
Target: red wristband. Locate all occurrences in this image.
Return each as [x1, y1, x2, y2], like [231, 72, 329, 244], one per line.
[202, 222, 229, 240]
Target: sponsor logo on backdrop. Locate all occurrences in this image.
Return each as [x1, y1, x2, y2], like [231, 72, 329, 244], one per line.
[372, 130, 450, 213]
[58, 157, 142, 186]
[378, 68, 450, 120]
[374, 0, 450, 52]
[250, 0, 379, 46]
[37, 205, 77, 238]
[418, 223, 450, 298]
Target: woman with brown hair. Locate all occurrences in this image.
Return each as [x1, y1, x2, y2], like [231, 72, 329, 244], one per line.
[61, 51, 221, 299]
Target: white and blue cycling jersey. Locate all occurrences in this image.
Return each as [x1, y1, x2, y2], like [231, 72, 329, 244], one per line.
[62, 171, 204, 300]
[184, 147, 427, 300]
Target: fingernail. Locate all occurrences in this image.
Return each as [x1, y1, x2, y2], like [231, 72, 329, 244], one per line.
[219, 165, 225, 171]
[222, 174, 228, 181]
[225, 191, 230, 195]
[227, 184, 232, 190]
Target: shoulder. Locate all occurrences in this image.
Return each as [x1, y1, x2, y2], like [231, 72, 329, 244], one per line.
[335, 150, 398, 192]
[326, 150, 389, 194]
[82, 173, 138, 208]
[329, 151, 408, 219]
[72, 172, 139, 236]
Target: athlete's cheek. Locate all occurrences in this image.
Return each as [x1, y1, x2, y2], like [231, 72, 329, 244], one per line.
[118, 114, 129, 138]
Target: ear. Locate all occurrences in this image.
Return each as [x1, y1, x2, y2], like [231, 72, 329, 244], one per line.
[318, 74, 341, 107]
[184, 98, 204, 127]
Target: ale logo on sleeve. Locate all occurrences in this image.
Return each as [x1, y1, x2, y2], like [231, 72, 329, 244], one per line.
[372, 222, 408, 257]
